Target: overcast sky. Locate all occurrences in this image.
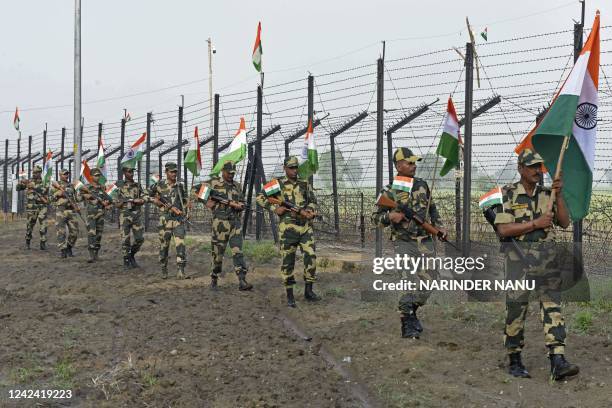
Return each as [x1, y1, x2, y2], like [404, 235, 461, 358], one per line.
[1, 0, 610, 143]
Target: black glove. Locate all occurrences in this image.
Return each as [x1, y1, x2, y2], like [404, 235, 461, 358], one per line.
[398, 204, 414, 219]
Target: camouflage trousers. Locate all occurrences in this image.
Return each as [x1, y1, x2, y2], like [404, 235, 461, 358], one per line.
[393, 237, 439, 314]
[279, 221, 316, 287]
[120, 211, 144, 257]
[86, 209, 105, 250]
[504, 250, 566, 355]
[56, 209, 79, 250]
[211, 218, 246, 278]
[158, 217, 186, 267]
[25, 206, 48, 242]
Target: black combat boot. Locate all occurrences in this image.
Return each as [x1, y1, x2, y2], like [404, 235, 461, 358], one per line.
[93, 249, 99, 261]
[161, 265, 168, 279]
[238, 271, 253, 291]
[304, 282, 321, 301]
[508, 353, 531, 378]
[129, 252, 139, 268]
[123, 257, 131, 270]
[210, 276, 218, 291]
[87, 249, 95, 263]
[25, 240, 31, 250]
[549, 354, 579, 381]
[413, 305, 423, 333]
[66, 245, 74, 257]
[286, 287, 296, 308]
[400, 313, 420, 339]
[59, 249, 67, 259]
[40, 241, 47, 250]
[176, 265, 185, 280]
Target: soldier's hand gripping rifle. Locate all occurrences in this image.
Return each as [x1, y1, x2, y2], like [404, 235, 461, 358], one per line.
[482, 205, 539, 268]
[79, 185, 112, 210]
[23, 181, 49, 205]
[155, 194, 206, 233]
[376, 193, 457, 250]
[209, 191, 246, 211]
[51, 181, 87, 223]
[266, 196, 318, 220]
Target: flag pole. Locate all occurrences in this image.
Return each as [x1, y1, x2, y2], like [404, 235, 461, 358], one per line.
[546, 135, 570, 213]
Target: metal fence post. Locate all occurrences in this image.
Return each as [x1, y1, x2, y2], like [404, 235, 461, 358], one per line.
[27, 135, 32, 179]
[255, 85, 263, 240]
[177, 106, 184, 182]
[42, 125, 47, 165]
[375, 57, 384, 257]
[3, 139, 8, 214]
[145, 112, 152, 231]
[461, 42, 474, 257]
[118, 119, 126, 181]
[213, 94, 220, 165]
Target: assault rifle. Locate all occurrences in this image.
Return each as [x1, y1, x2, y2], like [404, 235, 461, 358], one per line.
[267, 196, 318, 220]
[209, 191, 245, 210]
[376, 193, 457, 250]
[51, 181, 86, 223]
[482, 206, 539, 267]
[79, 185, 113, 210]
[22, 181, 49, 205]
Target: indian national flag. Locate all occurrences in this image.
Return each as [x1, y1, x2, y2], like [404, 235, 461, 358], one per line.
[252, 22, 263, 72]
[196, 184, 211, 201]
[120, 132, 146, 169]
[436, 97, 461, 177]
[96, 136, 107, 184]
[481, 27, 488, 41]
[210, 118, 247, 176]
[392, 176, 413, 192]
[184, 126, 202, 176]
[13, 107, 20, 131]
[297, 119, 319, 179]
[150, 173, 160, 185]
[75, 160, 93, 191]
[263, 179, 281, 196]
[523, 12, 599, 220]
[42, 151, 53, 186]
[479, 186, 503, 209]
[18, 170, 27, 180]
[105, 183, 118, 198]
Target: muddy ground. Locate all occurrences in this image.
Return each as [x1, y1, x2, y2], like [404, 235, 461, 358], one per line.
[0, 218, 611, 408]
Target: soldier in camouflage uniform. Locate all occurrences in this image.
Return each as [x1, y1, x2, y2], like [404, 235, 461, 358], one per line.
[150, 162, 187, 279]
[16, 165, 49, 250]
[116, 164, 148, 269]
[200, 161, 252, 290]
[256, 156, 318, 307]
[371, 147, 446, 339]
[494, 148, 579, 381]
[52, 169, 80, 258]
[79, 168, 112, 263]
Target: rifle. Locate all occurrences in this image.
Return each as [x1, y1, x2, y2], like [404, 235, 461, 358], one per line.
[483, 206, 539, 267]
[376, 193, 457, 250]
[209, 190, 245, 210]
[155, 193, 206, 233]
[23, 181, 49, 205]
[267, 196, 318, 220]
[80, 185, 113, 210]
[51, 181, 86, 223]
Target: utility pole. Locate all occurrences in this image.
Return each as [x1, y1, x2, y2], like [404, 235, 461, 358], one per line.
[462, 42, 474, 257]
[73, 0, 82, 182]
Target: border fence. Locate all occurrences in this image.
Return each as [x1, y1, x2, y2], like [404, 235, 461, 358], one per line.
[2, 21, 612, 277]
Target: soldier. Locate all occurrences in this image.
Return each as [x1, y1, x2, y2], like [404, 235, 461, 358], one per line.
[116, 163, 148, 269]
[201, 161, 252, 290]
[16, 165, 49, 250]
[52, 169, 80, 258]
[78, 168, 112, 263]
[371, 147, 446, 339]
[494, 148, 579, 381]
[256, 156, 318, 307]
[150, 162, 188, 279]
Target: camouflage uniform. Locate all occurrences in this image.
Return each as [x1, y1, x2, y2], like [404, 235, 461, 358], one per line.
[209, 177, 247, 272]
[116, 174, 148, 265]
[256, 160, 318, 288]
[78, 169, 112, 258]
[495, 151, 565, 356]
[149, 165, 187, 276]
[16, 166, 49, 248]
[52, 171, 80, 254]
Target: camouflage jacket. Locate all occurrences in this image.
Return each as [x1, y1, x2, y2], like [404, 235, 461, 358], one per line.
[116, 180, 148, 216]
[149, 180, 187, 221]
[205, 177, 244, 221]
[79, 183, 112, 213]
[52, 180, 78, 211]
[256, 176, 317, 224]
[16, 178, 49, 210]
[494, 181, 558, 243]
[371, 177, 443, 241]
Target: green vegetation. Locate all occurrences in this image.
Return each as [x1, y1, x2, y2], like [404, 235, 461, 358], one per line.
[53, 358, 76, 388]
[573, 310, 594, 334]
[242, 240, 279, 263]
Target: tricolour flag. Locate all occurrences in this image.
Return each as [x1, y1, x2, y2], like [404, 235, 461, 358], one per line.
[479, 186, 503, 209]
[436, 97, 461, 177]
[96, 136, 107, 184]
[18, 170, 27, 180]
[391, 176, 414, 192]
[105, 183, 118, 198]
[297, 119, 319, 179]
[13, 107, 20, 131]
[263, 179, 281, 196]
[76, 160, 93, 191]
[184, 126, 202, 176]
[150, 173, 160, 185]
[42, 150, 53, 186]
[252, 22, 263, 72]
[120, 132, 146, 169]
[196, 184, 211, 201]
[527, 12, 599, 220]
[481, 27, 488, 41]
[210, 118, 247, 176]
